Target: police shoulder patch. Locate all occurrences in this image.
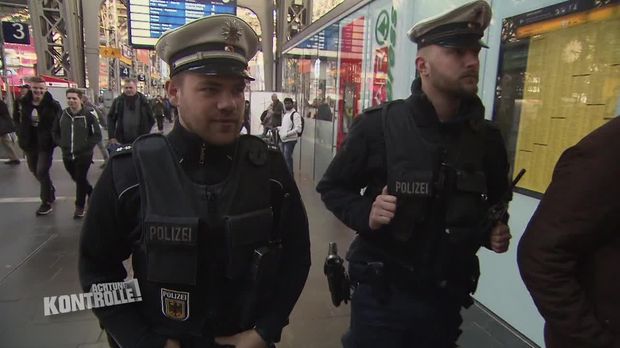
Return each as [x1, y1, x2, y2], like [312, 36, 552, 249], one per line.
[161, 288, 190, 321]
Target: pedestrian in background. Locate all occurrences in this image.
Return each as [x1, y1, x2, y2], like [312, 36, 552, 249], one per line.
[17, 76, 62, 216]
[0, 98, 20, 165]
[107, 78, 154, 148]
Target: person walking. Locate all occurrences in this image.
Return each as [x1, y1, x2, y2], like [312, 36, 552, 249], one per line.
[107, 78, 154, 147]
[52, 88, 102, 218]
[0, 99, 20, 165]
[16, 76, 62, 216]
[316, 2, 512, 347]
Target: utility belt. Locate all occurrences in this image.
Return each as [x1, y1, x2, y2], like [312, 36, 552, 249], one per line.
[348, 237, 479, 307]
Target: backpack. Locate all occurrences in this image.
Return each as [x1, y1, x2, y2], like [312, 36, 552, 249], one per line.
[291, 111, 304, 136]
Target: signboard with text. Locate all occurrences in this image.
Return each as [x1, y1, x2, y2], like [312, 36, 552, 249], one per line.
[128, 0, 237, 48]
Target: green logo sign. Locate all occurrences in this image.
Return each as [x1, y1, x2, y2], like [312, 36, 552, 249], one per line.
[375, 10, 390, 46]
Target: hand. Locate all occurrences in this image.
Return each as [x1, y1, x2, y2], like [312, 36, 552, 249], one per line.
[489, 223, 511, 253]
[108, 138, 119, 145]
[215, 329, 268, 348]
[164, 339, 181, 348]
[368, 186, 397, 230]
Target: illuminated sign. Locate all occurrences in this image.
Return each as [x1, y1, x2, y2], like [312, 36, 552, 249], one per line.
[128, 0, 237, 48]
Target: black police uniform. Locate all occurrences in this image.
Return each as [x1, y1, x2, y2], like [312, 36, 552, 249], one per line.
[79, 124, 311, 348]
[316, 78, 509, 347]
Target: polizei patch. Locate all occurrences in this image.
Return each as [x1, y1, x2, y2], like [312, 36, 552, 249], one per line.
[161, 288, 190, 321]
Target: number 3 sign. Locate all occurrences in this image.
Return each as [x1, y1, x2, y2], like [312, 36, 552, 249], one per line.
[2, 22, 30, 45]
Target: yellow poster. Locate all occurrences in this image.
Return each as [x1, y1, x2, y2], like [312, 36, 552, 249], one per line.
[513, 4, 620, 193]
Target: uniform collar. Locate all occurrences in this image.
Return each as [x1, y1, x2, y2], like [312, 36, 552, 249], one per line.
[166, 122, 235, 164]
[407, 78, 485, 128]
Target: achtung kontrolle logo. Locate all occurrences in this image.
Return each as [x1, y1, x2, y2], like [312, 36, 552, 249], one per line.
[43, 279, 142, 316]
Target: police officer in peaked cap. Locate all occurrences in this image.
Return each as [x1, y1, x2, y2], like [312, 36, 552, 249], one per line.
[317, 1, 512, 347]
[79, 15, 310, 348]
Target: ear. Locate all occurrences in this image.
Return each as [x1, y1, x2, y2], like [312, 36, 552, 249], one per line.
[415, 55, 429, 77]
[165, 79, 179, 107]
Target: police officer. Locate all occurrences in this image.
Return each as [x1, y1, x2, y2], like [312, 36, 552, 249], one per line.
[79, 15, 311, 348]
[317, 1, 511, 347]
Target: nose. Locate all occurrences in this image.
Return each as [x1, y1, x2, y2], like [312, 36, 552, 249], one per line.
[463, 49, 480, 70]
[217, 91, 237, 113]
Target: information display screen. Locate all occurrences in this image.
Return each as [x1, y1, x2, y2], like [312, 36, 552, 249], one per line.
[128, 0, 237, 48]
[493, 0, 620, 196]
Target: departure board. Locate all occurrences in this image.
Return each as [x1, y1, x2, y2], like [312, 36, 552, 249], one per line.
[128, 0, 237, 48]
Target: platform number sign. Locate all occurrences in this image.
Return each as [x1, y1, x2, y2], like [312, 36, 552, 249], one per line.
[120, 66, 130, 78]
[2, 22, 30, 45]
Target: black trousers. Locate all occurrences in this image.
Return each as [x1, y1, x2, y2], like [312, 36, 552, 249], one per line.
[62, 155, 93, 208]
[25, 149, 55, 204]
[342, 281, 463, 348]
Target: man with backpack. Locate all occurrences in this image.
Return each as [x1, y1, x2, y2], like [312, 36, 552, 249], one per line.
[278, 97, 302, 175]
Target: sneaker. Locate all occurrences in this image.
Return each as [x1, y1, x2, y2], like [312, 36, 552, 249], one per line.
[36, 203, 53, 216]
[73, 207, 85, 219]
[4, 159, 20, 165]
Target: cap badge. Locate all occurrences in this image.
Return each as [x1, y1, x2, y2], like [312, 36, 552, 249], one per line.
[225, 45, 235, 53]
[222, 20, 243, 44]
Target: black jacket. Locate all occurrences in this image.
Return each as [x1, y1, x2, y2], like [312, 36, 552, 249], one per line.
[52, 107, 102, 159]
[316, 78, 509, 262]
[107, 92, 154, 144]
[79, 125, 311, 348]
[17, 91, 62, 152]
[0, 100, 15, 135]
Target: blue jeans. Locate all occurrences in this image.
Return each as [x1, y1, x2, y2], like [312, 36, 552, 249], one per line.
[342, 282, 462, 348]
[279, 140, 296, 175]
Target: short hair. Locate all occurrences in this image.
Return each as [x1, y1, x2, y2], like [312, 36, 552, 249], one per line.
[66, 88, 83, 97]
[28, 76, 45, 84]
[283, 97, 293, 103]
[123, 78, 138, 85]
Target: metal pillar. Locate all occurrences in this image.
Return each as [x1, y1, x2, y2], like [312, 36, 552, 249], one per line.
[83, 0, 105, 93]
[238, 0, 276, 91]
[276, 0, 312, 91]
[28, 0, 85, 86]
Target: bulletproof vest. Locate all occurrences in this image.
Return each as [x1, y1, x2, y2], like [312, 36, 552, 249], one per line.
[382, 100, 489, 245]
[130, 133, 274, 338]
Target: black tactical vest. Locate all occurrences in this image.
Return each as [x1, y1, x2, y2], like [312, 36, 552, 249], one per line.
[382, 100, 489, 296]
[130, 134, 275, 338]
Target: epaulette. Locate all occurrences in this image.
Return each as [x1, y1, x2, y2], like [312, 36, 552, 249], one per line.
[109, 144, 133, 158]
[361, 100, 404, 115]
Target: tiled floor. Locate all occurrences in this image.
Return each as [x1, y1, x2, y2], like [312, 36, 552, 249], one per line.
[0, 125, 537, 347]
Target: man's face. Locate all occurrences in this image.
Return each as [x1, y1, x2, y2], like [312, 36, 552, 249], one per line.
[284, 100, 293, 110]
[31, 82, 47, 102]
[66, 93, 82, 111]
[271, 94, 278, 103]
[423, 45, 481, 98]
[123, 81, 137, 96]
[168, 73, 246, 145]
[20, 87, 29, 97]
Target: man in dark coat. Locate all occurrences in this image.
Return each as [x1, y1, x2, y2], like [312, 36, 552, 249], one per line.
[518, 116, 620, 348]
[17, 76, 62, 215]
[0, 99, 20, 164]
[107, 78, 154, 146]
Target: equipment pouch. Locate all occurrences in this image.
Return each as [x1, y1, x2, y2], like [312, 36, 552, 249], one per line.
[224, 207, 274, 279]
[144, 216, 199, 285]
[239, 244, 281, 329]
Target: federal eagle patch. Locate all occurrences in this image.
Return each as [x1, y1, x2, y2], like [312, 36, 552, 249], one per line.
[161, 288, 190, 321]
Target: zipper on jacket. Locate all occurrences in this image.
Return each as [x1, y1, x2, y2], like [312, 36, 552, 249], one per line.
[200, 143, 206, 166]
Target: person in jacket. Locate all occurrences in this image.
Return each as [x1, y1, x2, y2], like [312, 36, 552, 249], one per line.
[316, 2, 511, 347]
[0, 99, 20, 164]
[151, 95, 166, 133]
[107, 78, 154, 146]
[17, 76, 62, 216]
[82, 94, 109, 168]
[79, 15, 310, 348]
[52, 88, 102, 218]
[278, 97, 302, 175]
[518, 116, 620, 348]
